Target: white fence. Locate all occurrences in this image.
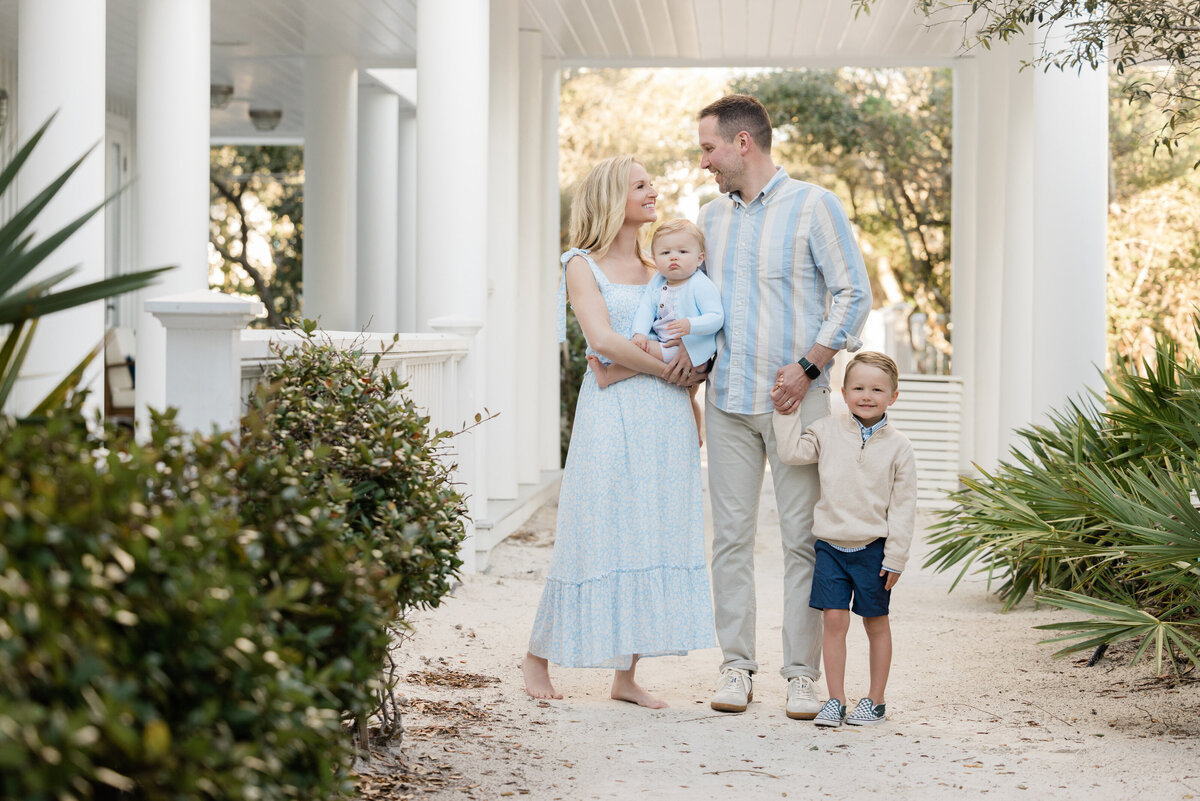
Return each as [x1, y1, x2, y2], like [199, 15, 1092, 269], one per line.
[888, 373, 964, 510]
[239, 330, 471, 433]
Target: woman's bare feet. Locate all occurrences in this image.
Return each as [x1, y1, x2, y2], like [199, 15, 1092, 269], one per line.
[611, 665, 668, 709]
[587, 355, 612, 389]
[523, 652, 562, 700]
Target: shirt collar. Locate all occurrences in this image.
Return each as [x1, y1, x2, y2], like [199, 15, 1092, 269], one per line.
[853, 413, 888, 442]
[730, 166, 789, 208]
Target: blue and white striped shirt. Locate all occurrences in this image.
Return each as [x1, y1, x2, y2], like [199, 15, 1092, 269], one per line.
[698, 168, 872, 415]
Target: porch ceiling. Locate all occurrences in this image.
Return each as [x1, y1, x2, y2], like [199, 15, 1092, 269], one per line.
[0, 0, 977, 141]
[519, 0, 980, 67]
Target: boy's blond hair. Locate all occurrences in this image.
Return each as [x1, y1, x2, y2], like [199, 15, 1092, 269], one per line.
[651, 219, 706, 253]
[845, 351, 900, 392]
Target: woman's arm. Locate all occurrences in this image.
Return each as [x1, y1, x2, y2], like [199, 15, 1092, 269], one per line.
[566, 256, 671, 377]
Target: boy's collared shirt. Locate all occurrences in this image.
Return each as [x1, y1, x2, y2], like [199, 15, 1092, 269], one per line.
[854, 413, 887, 444]
[698, 168, 872, 415]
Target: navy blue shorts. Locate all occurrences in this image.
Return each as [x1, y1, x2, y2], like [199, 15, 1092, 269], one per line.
[809, 538, 892, 618]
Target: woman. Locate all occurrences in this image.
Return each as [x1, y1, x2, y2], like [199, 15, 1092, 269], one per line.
[522, 156, 714, 708]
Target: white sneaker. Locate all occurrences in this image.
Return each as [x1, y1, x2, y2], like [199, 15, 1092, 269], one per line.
[785, 676, 823, 720]
[710, 668, 753, 712]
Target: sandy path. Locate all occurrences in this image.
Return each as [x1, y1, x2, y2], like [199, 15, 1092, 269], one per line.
[369, 467, 1200, 800]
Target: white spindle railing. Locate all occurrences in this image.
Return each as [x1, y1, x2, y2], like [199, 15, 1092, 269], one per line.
[238, 330, 471, 432]
[888, 373, 964, 510]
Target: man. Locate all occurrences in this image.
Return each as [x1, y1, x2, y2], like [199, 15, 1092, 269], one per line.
[692, 94, 872, 719]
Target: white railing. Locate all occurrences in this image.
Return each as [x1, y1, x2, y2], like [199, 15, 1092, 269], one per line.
[888, 373, 964, 511]
[239, 329, 471, 433]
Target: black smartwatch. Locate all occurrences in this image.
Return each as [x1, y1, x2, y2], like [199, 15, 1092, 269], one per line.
[797, 357, 821, 380]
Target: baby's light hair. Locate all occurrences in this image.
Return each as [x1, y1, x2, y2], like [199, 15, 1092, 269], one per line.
[652, 219, 706, 253]
[845, 351, 900, 392]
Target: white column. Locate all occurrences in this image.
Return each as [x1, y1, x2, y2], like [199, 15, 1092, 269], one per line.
[304, 56, 358, 331]
[516, 28, 543, 486]
[134, 0, 210, 429]
[997, 42, 1035, 453]
[418, 0, 490, 548]
[963, 48, 1010, 472]
[430, 316, 484, 574]
[539, 59, 562, 471]
[1031, 31, 1108, 418]
[950, 61, 978, 476]
[12, 0, 105, 416]
[396, 105, 418, 331]
[417, 0, 489, 330]
[486, 0, 520, 501]
[146, 291, 264, 435]
[356, 85, 400, 332]
[956, 36, 1108, 474]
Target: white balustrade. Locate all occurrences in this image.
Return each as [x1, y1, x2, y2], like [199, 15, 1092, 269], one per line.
[239, 329, 470, 434]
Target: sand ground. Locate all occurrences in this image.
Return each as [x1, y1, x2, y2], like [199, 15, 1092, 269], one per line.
[361, 466, 1200, 801]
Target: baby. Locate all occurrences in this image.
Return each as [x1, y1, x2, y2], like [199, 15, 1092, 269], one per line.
[590, 219, 723, 378]
[588, 219, 723, 443]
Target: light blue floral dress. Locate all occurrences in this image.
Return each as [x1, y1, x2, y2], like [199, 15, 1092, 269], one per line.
[528, 249, 715, 670]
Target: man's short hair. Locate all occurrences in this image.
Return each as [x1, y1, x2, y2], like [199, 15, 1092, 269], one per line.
[845, 351, 900, 392]
[698, 94, 772, 152]
[652, 219, 706, 252]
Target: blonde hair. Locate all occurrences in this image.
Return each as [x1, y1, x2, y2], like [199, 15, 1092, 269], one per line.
[568, 155, 653, 267]
[652, 219, 706, 253]
[845, 351, 900, 392]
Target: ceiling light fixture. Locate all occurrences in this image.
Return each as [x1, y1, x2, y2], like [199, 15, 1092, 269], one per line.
[210, 84, 234, 109]
[248, 108, 283, 132]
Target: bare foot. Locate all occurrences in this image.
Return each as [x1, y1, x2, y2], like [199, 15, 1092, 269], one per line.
[522, 652, 562, 700]
[587, 355, 612, 389]
[610, 677, 668, 709]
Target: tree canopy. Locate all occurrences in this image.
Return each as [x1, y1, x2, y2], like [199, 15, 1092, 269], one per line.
[858, 0, 1200, 154]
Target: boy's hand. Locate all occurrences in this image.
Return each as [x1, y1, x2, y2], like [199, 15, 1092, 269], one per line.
[881, 569, 901, 591]
[632, 333, 649, 351]
[666, 318, 691, 337]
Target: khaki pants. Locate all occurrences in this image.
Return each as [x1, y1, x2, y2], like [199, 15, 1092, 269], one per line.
[705, 387, 829, 680]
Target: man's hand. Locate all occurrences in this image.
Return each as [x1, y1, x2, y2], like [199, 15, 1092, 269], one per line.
[770, 362, 811, 414]
[881, 569, 901, 591]
[664, 342, 707, 387]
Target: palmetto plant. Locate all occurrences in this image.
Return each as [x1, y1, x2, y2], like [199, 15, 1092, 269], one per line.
[927, 321, 1200, 673]
[0, 114, 170, 413]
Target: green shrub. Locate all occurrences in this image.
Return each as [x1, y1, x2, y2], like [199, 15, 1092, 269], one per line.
[231, 417, 393, 730]
[243, 321, 467, 636]
[927, 320, 1200, 671]
[0, 405, 353, 800]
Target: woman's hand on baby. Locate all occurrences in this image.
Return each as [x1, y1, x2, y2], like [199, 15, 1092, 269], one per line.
[666, 319, 691, 337]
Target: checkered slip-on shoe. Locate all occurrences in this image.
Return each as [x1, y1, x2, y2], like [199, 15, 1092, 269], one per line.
[845, 697, 887, 725]
[813, 698, 847, 728]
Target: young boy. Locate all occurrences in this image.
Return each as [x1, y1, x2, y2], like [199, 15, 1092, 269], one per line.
[772, 351, 917, 727]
